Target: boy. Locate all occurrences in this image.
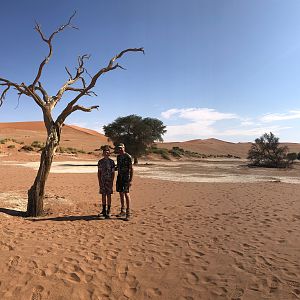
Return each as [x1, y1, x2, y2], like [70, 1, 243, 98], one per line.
[116, 143, 133, 221]
[97, 145, 115, 218]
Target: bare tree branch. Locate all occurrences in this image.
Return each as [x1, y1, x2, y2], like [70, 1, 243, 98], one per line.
[72, 104, 99, 113]
[35, 81, 49, 103]
[65, 67, 72, 79]
[51, 54, 90, 108]
[0, 78, 30, 106]
[31, 11, 78, 88]
[57, 47, 144, 119]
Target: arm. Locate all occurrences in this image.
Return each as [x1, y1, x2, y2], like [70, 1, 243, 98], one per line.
[112, 161, 116, 181]
[129, 164, 133, 183]
[97, 163, 102, 187]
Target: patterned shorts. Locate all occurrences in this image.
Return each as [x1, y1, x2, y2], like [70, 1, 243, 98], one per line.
[100, 178, 113, 195]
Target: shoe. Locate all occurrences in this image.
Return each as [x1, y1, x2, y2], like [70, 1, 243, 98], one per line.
[98, 210, 106, 218]
[124, 209, 131, 221]
[116, 208, 126, 218]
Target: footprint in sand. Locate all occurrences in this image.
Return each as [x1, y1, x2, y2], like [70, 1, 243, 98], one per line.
[31, 285, 44, 300]
[185, 272, 200, 285]
[144, 287, 162, 297]
[8, 255, 21, 271]
[66, 272, 81, 283]
[124, 286, 138, 298]
[269, 276, 281, 293]
[229, 287, 245, 300]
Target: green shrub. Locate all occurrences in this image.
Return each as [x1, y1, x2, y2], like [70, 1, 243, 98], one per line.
[56, 146, 86, 154]
[20, 145, 34, 152]
[31, 141, 45, 149]
[161, 152, 170, 160]
[287, 152, 297, 163]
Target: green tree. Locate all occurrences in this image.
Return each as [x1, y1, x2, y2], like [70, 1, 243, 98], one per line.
[247, 132, 289, 168]
[286, 152, 298, 164]
[103, 115, 166, 164]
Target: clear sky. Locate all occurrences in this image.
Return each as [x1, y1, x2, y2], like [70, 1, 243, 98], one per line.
[1, 0, 300, 142]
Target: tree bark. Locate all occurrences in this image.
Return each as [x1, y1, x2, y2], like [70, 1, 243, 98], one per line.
[27, 124, 61, 217]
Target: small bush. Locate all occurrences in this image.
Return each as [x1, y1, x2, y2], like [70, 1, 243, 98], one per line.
[56, 146, 86, 154]
[31, 141, 45, 149]
[287, 152, 298, 163]
[20, 145, 35, 152]
[161, 152, 170, 160]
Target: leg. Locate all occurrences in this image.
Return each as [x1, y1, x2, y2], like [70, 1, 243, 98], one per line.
[116, 192, 126, 217]
[106, 194, 112, 218]
[124, 192, 131, 220]
[124, 192, 131, 210]
[99, 194, 107, 217]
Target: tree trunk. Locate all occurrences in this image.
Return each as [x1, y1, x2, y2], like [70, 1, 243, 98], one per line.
[133, 156, 138, 165]
[27, 124, 61, 217]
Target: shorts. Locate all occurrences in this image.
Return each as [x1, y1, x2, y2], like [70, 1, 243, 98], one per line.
[116, 174, 131, 193]
[100, 178, 113, 195]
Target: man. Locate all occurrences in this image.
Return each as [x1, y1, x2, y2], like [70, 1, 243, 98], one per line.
[116, 143, 133, 221]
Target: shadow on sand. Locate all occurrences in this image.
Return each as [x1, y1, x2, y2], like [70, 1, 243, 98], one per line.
[60, 164, 97, 167]
[0, 208, 26, 217]
[0, 208, 125, 222]
[29, 215, 124, 222]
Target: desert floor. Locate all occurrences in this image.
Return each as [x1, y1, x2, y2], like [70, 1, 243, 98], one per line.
[0, 156, 300, 300]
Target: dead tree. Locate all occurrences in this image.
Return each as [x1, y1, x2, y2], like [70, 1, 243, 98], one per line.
[0, 12, 144, 217]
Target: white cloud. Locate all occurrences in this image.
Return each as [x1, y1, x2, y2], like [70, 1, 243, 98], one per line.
[240, 119, 255, 126]
[160, 107, 294, 142]
[161, 108, 237, 123]
[222, 126, 291, 137]
[260, 110, 300, 122]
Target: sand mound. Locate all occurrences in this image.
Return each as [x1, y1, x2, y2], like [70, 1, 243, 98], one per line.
[0, 121, 110, 153]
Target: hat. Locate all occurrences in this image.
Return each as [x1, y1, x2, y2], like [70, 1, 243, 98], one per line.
[117, 143, 125, 148]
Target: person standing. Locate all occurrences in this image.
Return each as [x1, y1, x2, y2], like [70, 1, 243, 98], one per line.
[97, 145, 115, 218]
[116, 143, 133, 221]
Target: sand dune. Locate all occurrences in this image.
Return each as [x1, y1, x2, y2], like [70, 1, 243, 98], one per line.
[159, 138, 300, 158]
[0, 121, 109, 153]
[2, 122, 300, 158]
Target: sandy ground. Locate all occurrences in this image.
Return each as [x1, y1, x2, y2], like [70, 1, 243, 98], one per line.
[0, 156, 300, 299]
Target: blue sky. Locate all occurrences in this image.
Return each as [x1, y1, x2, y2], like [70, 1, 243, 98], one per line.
[1, 0, 300, 142]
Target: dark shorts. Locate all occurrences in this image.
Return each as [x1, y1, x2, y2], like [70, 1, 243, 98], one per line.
[116, 174, 130, 193]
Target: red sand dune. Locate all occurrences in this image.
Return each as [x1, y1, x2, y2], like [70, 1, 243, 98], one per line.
[1, 122, 300, 158]
[159, 138, 300, 158]
[0, 121, 109, 152]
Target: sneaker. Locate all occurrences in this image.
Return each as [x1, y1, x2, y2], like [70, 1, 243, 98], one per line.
[116, 208, 126, 218]
[124, 209, 131, 221]
[98, 210, 106, 218]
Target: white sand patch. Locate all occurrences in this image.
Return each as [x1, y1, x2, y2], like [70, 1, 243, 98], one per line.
[2, 160, 98, 173]
[0, 192, 27, 212]
[1, 160, 300, 184]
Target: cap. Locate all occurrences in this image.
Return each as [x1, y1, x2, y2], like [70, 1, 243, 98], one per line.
[117, 143, 125, 148]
